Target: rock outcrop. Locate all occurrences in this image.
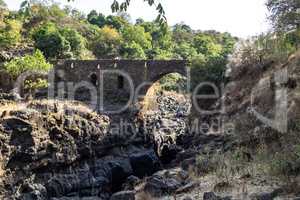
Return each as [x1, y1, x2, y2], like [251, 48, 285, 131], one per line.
[0, 101, 162, 199]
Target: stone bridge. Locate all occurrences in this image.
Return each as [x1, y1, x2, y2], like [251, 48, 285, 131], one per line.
[53, 60, 188, 111]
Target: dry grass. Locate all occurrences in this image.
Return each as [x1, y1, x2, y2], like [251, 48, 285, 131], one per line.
[141, 82, 161, 113]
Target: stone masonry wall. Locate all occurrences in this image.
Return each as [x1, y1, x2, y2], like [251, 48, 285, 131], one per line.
[52, 60, 187, 109]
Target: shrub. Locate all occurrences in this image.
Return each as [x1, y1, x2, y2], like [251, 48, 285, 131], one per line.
[0, 19, 22, 48]
[159, 73, 186, 92]
[4, 50, 52, 79]
[268, 145, 300, 177]
[24, 78, 48, 94]
[190, 55, 227, 91]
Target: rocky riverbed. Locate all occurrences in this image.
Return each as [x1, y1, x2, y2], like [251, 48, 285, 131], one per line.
[0, 90, 293, 200]
[0, 91, 195, 199]
[1, 51, 300, 199]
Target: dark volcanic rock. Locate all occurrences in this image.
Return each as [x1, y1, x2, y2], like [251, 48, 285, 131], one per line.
[142, 168, 193, 197]
[203, 192, 231, 200]
[0, 101, 162, 200]
[130, 150, 161, 178]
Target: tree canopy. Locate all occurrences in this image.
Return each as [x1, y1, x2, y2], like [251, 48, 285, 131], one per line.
[267, 0, 300, 32]
[0, 0, 6, 8]
[0, 0, 239, 92]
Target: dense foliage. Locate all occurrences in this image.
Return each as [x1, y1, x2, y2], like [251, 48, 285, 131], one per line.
[0, 19, 22, 48]
[3, 50, 52, 79]
[32, 23, 86, 59]
[0, 0, 239, 92]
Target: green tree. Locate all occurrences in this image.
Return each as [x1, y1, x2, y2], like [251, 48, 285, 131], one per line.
[193, 33, 223, 59]
[105, 15, 128, 30]
[190, 56, 227, 91]
[60, 28, 86, 57]
[91, 25, 122, 58]
[0, 0, 6, 8]
[219, 32, 237, 57]
[172, 23, 194, 44]
[173, 42, 198, 60]
[32, 23, 72, 59]
[138, 21, 174, 58]
[120, 42, 146, 59]
[87, 10, 106, 28]
[146, 22, 172, 49]
[122, 25, 152, 50]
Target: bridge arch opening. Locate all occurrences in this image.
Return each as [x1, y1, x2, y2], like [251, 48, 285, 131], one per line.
[141, 72, 189, 113]
[139, 72, 191, 164]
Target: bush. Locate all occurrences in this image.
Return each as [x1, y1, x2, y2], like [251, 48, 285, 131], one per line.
[0, 19, 22, 48]
[4, 50, 52, 79]
[24, 78, 48, 94]
[159, 73, 186, 92]
[268, 145, 300, 177]
[190, 55, 227, 91]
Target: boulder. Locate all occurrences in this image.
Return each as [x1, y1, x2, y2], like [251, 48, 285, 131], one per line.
[249, 188, 284, 200]
[142, 169, 191, 197]
[203, 192, 231, 200]
[122, 175, 140, 190]
[176, 181, 200, 194]
[249, 193, 273, 200]
[144, 174, 181, 197]
[18, 183, 47, 200]
[182, 196, 193, 200]
[110, 191, 135, 200]
[129, 150, 161, 178]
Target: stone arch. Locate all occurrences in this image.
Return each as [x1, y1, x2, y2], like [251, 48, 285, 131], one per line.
[149, 70, 187, 85]
[138, 62, 188, 99]
[138, 70, 188, 112]
[146, 61, 187, 84]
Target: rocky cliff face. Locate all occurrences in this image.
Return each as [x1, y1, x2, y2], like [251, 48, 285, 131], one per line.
[0, 90, 193, 200]
[223, 50, 300, 146]
[0, 100, 162, 199]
